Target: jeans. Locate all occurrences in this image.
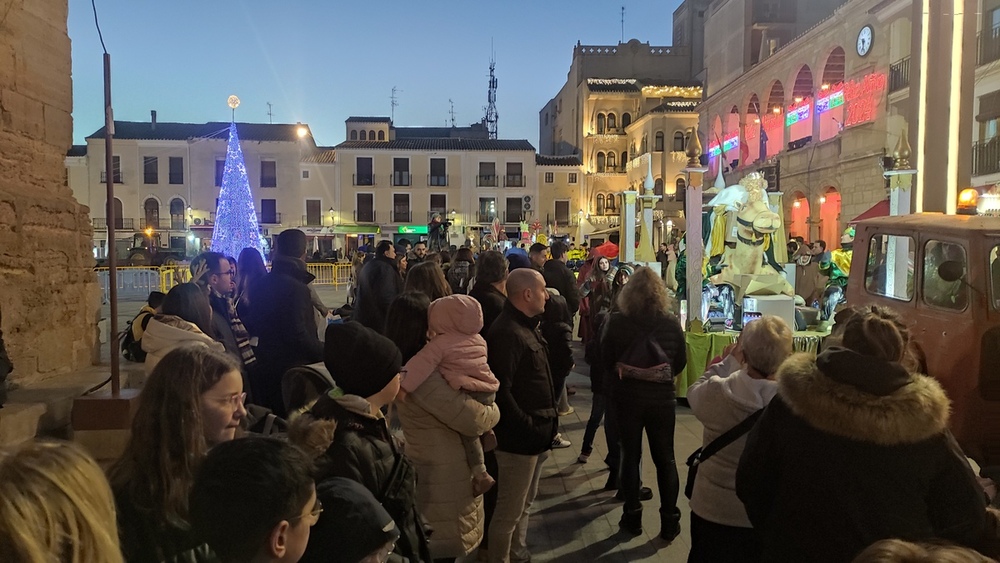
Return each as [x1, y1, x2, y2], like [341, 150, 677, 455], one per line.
[604, 397, 621, 477]
[581, 392, 607, 454]
[616, 398, 680, 521]
[821, 285, 845, 321]
[488, 451, 547, 563]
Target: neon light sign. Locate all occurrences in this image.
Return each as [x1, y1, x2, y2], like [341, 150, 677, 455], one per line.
[785, 101, 812, 126]
[844, 72, 887, 127]
[816, 88, 845, 113]
[708, 134, 740, 157]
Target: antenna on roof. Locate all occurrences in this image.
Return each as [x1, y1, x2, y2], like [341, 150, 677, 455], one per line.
[266, 102, 273, 124]
[621, 6, 625, 43]
[449, 99, 456, 127]
[390, 86, 401, 123]
[485, 42, 498, 139]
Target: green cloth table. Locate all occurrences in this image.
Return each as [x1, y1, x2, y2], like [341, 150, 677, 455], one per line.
[675, 330, 826, 398]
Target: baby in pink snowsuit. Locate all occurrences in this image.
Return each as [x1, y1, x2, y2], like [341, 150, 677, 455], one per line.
[402, 294, 500, 495]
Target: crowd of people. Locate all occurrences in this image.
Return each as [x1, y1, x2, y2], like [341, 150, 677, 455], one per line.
[4, 228, 1000, 563]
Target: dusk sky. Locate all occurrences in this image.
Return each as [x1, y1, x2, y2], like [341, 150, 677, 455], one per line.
[68, 1, 683, 148]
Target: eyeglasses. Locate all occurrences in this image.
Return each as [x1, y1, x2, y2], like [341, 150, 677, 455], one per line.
[207, 392, 246, 409]
[289, 498, 324, 524]
[214, 269, 235, 276]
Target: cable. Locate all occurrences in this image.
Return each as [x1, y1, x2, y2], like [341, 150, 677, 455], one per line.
[91, 0, 107, 55]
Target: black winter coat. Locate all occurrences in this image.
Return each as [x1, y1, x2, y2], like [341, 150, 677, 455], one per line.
[469, 282, 506, 337]
[240, 256, 324, 416]
[541, 294, 574, 396]
[487, 302, 558, 456]
[112, 485, 215, 563]
[306, 395, 431, 563]
[599, 311, 686, 402]
[354, 255, 404, 332]
[736, 349, 991, 563]
[542, 259, 581, 316]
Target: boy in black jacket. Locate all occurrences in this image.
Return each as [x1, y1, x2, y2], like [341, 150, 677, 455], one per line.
[541, 290, 575, 449]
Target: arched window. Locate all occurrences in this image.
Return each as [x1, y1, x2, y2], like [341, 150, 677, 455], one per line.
[673, 131, 685, 152]
[597, 114, 606, 134]
[369, 130, 375, 140]
[377, 130, 385, 141]
[596, 152, 606, 173]
[359, 130, 367, 141]
[596, 194, 606, 215]
[607, 193, 618, 213]
[350, 130, 358, 140]
[641, 135, 648, 154]
[607, 113, 617, 130]
[676, 177, 687, 200]
[621, 151, 628, 167]
[112, 197, 124, 229]
[622, 112, 632, 128]
[143, 198, 159, 230]
[654, 178, 664, 197]
[655, 131, 665, 152]
[607, 152, 617, 171]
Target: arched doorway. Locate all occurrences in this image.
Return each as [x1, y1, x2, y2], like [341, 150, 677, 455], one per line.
[170, 198, 186, 229]
[819, 187, 842, 249]
[789, 191, 810, 240]
[144, 198, 159, 230]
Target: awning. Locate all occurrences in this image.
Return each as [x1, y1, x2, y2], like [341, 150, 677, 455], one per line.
[332, 225, 380, 234]
[850, 198, 890, 223]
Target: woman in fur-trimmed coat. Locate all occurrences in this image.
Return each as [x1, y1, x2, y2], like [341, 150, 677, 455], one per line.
[736, 306, 993, 563]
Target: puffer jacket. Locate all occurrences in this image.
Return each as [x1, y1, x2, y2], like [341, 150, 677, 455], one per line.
[142, 315, 225, 375]
[737, 348, 992, 563]
[397, 372, 501, 558]
[290, 393, 431, 563]
[402, 295, 497, 395]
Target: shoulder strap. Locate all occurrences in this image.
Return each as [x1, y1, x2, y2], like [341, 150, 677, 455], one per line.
[699, 408, 764, 462]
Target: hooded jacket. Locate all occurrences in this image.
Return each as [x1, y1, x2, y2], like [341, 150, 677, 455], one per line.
[290, 393, 430, 563]
[402, 295, 498, 395]
[354, 253, 404, 331]
[736, 349, 990, 563]
[141, 315, 224, 375]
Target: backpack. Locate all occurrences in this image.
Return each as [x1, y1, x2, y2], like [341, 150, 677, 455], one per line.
[120, 310, 154, 362]
[615, 331, 673, 384]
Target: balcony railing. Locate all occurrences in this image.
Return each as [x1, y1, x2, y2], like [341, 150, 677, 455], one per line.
[100, 171, 123, 184]
[392, 171, 411, 186]
[301, 215, 325, 227]
[503, 174, 525, 187]
[595, 166, 626, 174]
[392, 211, 412, 223]
[429, 174, 448, 186]
[974, 138, 1000, 177]
[547, 213, 579, 227]
[477, 175, 498, 187]
[980, 27, 1000, 67]
[504, 211, 525, 223]
[354, 210, 377, 223]
[140, 218, 187, 230]
[260, 213, 282, 225]
[889, 56, 910, 93]
[93, 217, 135, 230]
[353, 174, 375, 186]
[477, 212, 497, 223]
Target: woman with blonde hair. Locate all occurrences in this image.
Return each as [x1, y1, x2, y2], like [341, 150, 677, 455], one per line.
[686, 315, 793, 563]
[600, 266, 686, 541]
[0, 440, 123, 563]
[109, 343, 247, 563]
[852, 538, 994, 563]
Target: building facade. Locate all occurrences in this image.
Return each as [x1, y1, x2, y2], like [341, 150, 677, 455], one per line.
[971, 0, 1000, 188]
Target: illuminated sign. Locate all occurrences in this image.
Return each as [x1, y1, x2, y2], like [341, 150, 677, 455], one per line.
[398, 225, 428, 234]
[816, 88, 845, 113]
[844, 72, 887, 127]
[708, 134, 740, 158]
[785, 101, 812, 126]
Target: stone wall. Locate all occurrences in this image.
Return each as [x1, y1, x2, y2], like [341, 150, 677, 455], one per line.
[0, 1, 99, 390]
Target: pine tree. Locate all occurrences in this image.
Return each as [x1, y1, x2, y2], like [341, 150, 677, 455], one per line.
[211, 122, 264, 262]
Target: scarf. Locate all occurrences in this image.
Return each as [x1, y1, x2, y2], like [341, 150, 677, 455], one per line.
[213, 290, 257, 366]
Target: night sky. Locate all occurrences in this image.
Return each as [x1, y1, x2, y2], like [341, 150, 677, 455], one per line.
[69, 0, 683, 148]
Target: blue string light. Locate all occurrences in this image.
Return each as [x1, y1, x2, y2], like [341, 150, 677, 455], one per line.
[211, 122, 265, 262]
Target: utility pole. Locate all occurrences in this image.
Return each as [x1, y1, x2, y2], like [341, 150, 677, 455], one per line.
[449, 99, 456, 127]
[391, 86, 401, 122]
[266, 102, 273, 124]
[485, 48, 498, 139]
[621, 6, 625, 43]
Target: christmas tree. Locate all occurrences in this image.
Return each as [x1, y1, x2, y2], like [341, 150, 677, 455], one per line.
[211, 122, 265, 261]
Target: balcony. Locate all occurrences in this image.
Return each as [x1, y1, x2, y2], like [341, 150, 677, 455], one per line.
[889, 57, 910, 93]
[140, 218, 187, 230]
[392, 171, 411, 186]
[92, 217, 135, 230]
[973, 138, 1000, 177]
[392, 211, 412, 223]
[353, 174, 375, 186]
[504, 211, 526, 223]
[100, 171, 123, 184]
[503, 175, 525, 187]
[980, 27, 1000, 67]
[260, 213, 282, 225]
[477, 212, 497, 223]
[354, 210, 377, 223]
[594, 166, 626, 175]
[547, 214, 580, 227]
[428, 174, 448, 186]
[477, 175, 498, 187]
[301, 215, 327, 227]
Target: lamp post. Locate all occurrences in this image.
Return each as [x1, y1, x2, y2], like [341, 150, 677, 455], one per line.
[682, 126, 709, 329]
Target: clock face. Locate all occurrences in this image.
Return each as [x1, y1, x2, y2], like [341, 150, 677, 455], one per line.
[857, 25, 873, 57]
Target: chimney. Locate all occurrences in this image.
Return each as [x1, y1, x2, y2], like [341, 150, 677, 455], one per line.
[150, 110, 157, 130]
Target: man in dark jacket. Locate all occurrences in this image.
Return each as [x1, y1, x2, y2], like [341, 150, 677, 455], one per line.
[192, 252, 257, 392]
[354, 240, 403, 332]
[542, 241, 581, 317]
[486, 268, 557, 563]
[242, 229, 324, 416]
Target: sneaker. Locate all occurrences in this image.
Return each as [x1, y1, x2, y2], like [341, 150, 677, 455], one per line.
[577, 451, 591, 464]
[558, 406, 575, 416]
[551, 433, 572, 449]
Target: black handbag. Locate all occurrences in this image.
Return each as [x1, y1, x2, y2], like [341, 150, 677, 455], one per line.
[684, 408, 764, 499]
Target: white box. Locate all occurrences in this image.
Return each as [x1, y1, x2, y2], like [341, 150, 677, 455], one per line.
[743, 294, 796, 330]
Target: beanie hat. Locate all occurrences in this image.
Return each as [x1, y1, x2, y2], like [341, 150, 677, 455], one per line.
[324, 323, 401, 398]
[299, 477, 399, 563]
[507, 252, 532, 272]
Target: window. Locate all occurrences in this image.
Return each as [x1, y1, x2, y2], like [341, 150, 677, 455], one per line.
[568, 172, 578, 184]
[306, 199, 322, 226]
[654, 178, 664, 197]
[606, 193, 618, 213]
[350, 130, 358, 140]
[478, 198, 496, 221]
[393, 193, 411, 223]
[673, 131, 686, 152]
[675, 177, 687, 200]
[261, 199, 278, 224]
[597, 113, 606, 134]
[143, 198, 159, 229]
[302, 170, 310, 179]
[641, 135, 648, 154]
[369, 130, 375, 140]
[356, 194, 374, 223]
[865, 234, 915, 301]
[355, 157, 374, 186]
[215, 159, 225, 187]
[505, 197, 523, 223]
[505, 162, 524, 187]
[607, 113, 617, 130]
[478, 162, 497, 186]
[360, 130, 367, 141]
[106, 155, 122, 183]
[393, 158, 410, 186]
[622, 112, 632, 128]
[596, 194, 606, 215]
[622, 151, 628, 167]
[923, 240, 968, 310]
[430, 158, 447, 186]
[430, 194, 447, 217]
[555, 200, 570, 223]
[143, 156, 158, 184]
[112, 197, 124, 229]
[168, 157, 183, 184]
[597, 152, 606, 173]
[655, 131, 665, 152]
[260, 160, 277, 188]
[544, 172, 554, 183]
[377, 130, 385, 141]
[607, 152, 617, 171]
[169, 198, 185, 230]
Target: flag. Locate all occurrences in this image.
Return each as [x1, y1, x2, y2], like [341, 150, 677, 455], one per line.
[759, 126, 769, 162]
[740, 135, 750, 166]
